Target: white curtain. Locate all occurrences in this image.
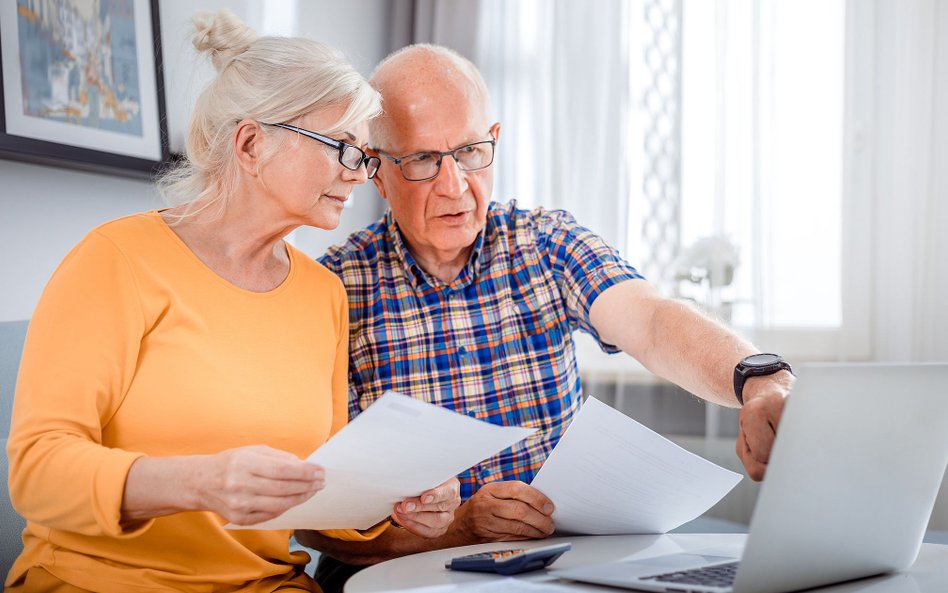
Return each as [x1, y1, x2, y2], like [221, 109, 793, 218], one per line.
[407, 0, 631, 250]
[869, 0, 948, 361]
[392, 0, 484, 58]
[474, 0, 631, 250]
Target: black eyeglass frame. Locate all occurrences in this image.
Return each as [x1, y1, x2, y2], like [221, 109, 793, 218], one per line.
[372, 133, 497, 182]
[263, 122, 380, 179]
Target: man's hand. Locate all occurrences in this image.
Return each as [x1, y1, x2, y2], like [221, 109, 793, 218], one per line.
[391, 478, 461, 538]
[449, 481, 555, 543]
[737, 371, 794, 480]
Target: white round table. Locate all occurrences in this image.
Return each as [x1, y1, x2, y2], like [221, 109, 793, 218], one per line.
[346, 533, 948, 592]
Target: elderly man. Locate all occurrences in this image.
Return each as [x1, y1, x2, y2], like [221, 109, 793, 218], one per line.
[298, 44, 794, 592]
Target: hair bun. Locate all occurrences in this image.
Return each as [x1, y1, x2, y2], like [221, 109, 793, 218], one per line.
[192, 10, 258, 73]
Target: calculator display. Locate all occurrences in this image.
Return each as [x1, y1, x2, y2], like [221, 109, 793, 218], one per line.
[482, 549, 528, 559]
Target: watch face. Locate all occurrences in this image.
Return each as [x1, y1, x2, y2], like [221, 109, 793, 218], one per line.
[745, 353, 781, 367]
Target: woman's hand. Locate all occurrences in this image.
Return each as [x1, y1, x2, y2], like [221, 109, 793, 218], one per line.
[390, 477, 461, 538]
[122, 445, 324, 526]
[197, 445, 325, 525]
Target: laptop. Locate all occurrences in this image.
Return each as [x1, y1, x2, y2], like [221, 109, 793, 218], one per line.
[554, 363, 948, 593]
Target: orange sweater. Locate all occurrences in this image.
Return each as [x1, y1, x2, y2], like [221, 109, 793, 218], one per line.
[6, 212, 382, 592]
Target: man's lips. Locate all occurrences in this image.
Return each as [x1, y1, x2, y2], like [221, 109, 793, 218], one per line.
[436, 210, 469, 218]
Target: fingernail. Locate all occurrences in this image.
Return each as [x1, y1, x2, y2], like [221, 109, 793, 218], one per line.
[543, 504, 554, 514]
[406, 502, 416, 511]
[423, 495, 434, 504]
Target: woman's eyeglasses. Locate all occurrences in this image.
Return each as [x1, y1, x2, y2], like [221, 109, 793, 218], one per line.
[264, 122, 380, 179]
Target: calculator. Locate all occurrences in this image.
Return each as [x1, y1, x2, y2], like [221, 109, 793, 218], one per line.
[443, 542, 572, 575]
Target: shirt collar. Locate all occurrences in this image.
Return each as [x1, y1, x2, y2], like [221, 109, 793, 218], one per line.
[384, 209, 488, 293]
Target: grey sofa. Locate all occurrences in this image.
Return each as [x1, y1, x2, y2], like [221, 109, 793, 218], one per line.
[2, 319, 29, 581]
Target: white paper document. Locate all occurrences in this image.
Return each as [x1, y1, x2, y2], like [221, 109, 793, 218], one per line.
[531, 397, 741, 535]
[233, 392, 535, 530]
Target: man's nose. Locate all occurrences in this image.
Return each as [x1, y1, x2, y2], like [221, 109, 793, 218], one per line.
[432, 155, 467, 197]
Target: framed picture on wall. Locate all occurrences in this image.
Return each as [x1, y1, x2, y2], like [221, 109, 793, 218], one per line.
[0, 0, 169, 179]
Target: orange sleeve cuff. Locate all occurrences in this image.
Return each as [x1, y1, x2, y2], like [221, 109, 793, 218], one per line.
[318, 520, 389, 542]
[91, 450, 154, 538]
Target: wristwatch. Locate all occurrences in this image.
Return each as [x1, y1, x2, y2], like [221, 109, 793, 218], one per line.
[733, 353, 793, 406]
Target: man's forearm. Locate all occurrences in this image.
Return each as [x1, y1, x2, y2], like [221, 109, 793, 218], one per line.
[591, 281, 757, 407]
[638, 297, 755, 406]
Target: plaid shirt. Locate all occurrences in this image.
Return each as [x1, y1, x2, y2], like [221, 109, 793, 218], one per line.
[319, 200, 643, 499]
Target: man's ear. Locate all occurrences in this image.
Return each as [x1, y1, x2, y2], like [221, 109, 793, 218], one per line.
[234, 119, 263, 176]
[372, 174, 389, 200]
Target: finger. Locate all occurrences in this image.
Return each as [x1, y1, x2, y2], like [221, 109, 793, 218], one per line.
[395, 497, 446, 514]
[418, 478, 461, 505]
[396, 478, 460, 514]
[224, 469, 325, 499]
[736, 430, 766, 481]
[392, 508, 454, 531]
[250, 459, 325, 482]
[231, 498, 310, 526]
[256, 476, 326, 497]
[484, 481, 555, 515]
[489, 500, 555, 537]
[481, 517, 551, 540]
[222, 488, 320, 523]
[741, 409, 776, 464]
[744, 457, 766, 481]
[396, 493, 459, 514]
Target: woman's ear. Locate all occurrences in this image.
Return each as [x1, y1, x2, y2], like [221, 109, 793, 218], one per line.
[234, 119, 263, 176]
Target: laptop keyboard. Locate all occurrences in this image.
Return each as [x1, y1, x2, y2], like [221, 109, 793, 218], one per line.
[642, 560, 740, 588]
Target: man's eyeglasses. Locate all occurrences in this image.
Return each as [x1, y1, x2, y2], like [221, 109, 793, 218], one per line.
[373, 134, 496, 182]
[263, 122, 380, 179]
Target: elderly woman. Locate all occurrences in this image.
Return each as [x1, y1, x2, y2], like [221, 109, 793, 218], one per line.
[5, 11, 458, 593]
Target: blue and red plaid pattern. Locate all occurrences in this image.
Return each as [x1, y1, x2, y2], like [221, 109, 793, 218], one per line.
[319, 200, 643, 499]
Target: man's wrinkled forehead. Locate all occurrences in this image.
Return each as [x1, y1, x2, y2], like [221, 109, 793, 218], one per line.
[378, 91, 488, 150]
[371, 53, 490, 148]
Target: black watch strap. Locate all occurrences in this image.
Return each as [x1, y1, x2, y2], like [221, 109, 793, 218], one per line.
[733, 354, 793, 406]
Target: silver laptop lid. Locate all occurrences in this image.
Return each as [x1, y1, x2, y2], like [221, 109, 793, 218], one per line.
[734, 363, 948, 593]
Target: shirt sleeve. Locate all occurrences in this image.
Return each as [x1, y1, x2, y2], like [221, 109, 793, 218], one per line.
[6, 230, 152, 538]
[533, 208, 644, 353]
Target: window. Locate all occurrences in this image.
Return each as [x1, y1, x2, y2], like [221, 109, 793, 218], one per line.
[477, 0, 870, 360]
[630, 0, 866, 359]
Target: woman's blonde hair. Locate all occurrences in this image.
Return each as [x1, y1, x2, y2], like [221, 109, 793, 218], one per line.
[157, 10, 380, 217]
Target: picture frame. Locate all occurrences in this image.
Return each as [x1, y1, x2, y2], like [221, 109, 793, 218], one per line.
[0, 0, 169, 179]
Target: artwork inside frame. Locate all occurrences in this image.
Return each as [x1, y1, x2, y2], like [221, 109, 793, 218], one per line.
[0, 0, 169, 179]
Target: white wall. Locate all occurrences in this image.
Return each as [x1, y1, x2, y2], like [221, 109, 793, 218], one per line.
[0, 0, 395, 322]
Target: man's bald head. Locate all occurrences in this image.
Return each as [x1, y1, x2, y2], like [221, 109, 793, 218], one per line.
[369, 44, 492, 150]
